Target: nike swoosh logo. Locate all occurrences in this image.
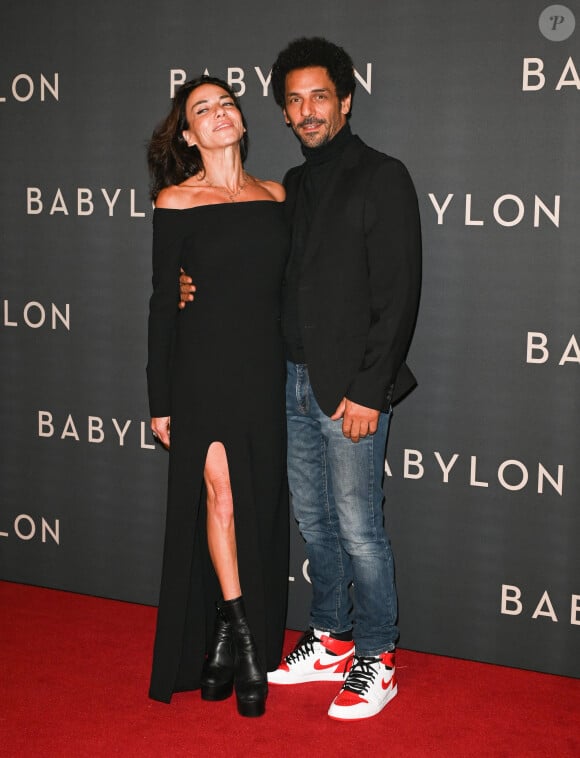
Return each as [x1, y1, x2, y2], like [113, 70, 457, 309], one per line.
[381, 677, 395, 690]
[313, 658, 347, 671]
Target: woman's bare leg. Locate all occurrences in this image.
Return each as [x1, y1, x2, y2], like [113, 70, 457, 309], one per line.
[204, 441, 241, 600]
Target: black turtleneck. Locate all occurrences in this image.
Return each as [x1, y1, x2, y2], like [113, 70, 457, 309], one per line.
[284, 124, 355, 362]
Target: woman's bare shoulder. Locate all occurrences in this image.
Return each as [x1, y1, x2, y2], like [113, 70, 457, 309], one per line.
[155, 183, 201, 209]
[253, 178, 285, 202]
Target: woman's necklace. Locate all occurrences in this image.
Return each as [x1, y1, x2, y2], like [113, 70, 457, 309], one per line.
[202, 171, 250, 202]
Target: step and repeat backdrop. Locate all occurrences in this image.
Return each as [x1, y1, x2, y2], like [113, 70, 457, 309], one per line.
[1, 1, 578, 678]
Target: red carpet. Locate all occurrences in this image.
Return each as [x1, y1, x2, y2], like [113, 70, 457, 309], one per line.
[1, 581, 578, 757]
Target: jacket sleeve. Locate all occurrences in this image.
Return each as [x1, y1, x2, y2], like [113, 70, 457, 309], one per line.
[146, 209, 183, 417]
[346, 158, 422, 410]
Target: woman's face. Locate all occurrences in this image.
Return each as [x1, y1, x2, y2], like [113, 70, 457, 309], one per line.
[182, 83, 245, 152]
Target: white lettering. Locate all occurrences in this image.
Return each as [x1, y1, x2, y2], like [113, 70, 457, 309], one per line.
[571, 595, 580, 626]
[404, 449, 424, 479]
[354, 63, 372, 94]
[493, 194, 525, 227]
[434, 452, 459, 483]
[52, 304, 70, 330]
[538, 464, 564, 496]
[49, 188, 69, 215]
[254, 66, 272, 96]
[465, 193, 484, 226]
[0, 516, 60, 544]
[470, 456, 489, 488]
[556, 56, 580, 90]
[27, 187, 148, 218]
[559, 335, 580, 365]
[534, 195, 560, 227]
[141, 421, 156, 450]
[503, 587, 580, 624]
[497, 459, 528, 491]
[12, 73, 34, 102]
[38, 411, 54, 438]
[431, 193, 559, 228]
[522, 58, 545, 91]
[112, 419, 132, 446]
[101, 188, 121, 216]
[78, 188, 94, 216]
[42, 518, 60, 544]
[88, 416, 105, 444]
[23, 302, 46, 329]
[3, 300, 17, 327]
[169, 64, 373, 99]
[40, 73, 59, 101]
[130, 188, 146, 218]
[61, 414, 80, 441]
[501, 584, 522, 615]
[2, 73, 58, 102]
[428, 193, 453, 224]
[14, 514, 35, 540]
[532, 590, 558, 621]
[27, 187, 43, 215]
[228, 67, 246, 96]
[170, 69, 186, 98]
[393, 449, 564, 494]
[38, 412, 159, 448]
[527, 333, 580, 365]
[2, 302, 69, 330]
[527, 332, 549, 363]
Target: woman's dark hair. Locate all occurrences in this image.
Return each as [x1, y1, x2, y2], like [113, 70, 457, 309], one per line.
[147, 75, 249, 200]
[271, 37, 356, 110]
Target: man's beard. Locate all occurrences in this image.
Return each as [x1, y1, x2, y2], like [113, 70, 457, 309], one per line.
[294, 117, 330, 147]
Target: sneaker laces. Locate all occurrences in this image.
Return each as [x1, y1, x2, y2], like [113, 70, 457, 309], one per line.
[342, 656, 380, 695]
[285, 630, 318, 663]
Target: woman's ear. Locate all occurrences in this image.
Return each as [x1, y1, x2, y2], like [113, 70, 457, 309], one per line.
[182, 130, 196, 147]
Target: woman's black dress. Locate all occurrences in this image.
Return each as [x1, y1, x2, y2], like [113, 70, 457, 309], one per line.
[147, 200, 289, 703]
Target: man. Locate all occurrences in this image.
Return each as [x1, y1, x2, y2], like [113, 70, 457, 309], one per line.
[181, 37, 421, 721]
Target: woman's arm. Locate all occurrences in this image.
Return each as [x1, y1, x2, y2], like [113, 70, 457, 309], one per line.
[146, 209, 184, 418]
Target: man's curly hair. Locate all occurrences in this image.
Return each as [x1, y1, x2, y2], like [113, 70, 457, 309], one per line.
[271, 37, 356, 110]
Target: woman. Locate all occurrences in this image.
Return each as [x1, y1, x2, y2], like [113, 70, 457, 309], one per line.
[146, 76, 289, 717]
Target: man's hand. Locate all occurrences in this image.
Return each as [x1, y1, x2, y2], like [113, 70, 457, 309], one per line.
[179, 268, 196, 310]
[330, 398, 380, 443]
[151, 416, 171, 449]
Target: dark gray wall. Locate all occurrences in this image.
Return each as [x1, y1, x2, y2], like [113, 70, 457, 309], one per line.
[1, 0, 578, 678]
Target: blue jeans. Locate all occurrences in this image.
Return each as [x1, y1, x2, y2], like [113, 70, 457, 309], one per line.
[286, 362, 399, 656]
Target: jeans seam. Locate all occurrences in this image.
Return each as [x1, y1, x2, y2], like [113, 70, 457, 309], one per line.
[319, 401, 342, 631]
[367, 430, 378, 541]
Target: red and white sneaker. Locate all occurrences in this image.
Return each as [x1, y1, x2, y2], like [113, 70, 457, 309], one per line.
[268, 629, 354, 684]
[327, 651, 397, 721]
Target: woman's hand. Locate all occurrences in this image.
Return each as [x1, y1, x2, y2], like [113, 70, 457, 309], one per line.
[151, 416, 171, 449]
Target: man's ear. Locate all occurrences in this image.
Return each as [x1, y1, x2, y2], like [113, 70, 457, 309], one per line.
[340, 94, 352, 116]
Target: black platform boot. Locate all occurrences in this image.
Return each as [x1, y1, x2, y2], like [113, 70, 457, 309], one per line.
[200, 601, 235, 701]
[222, 596, 267, 717]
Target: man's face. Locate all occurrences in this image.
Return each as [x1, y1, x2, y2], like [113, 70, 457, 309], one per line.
[283, 66, 351, 148]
